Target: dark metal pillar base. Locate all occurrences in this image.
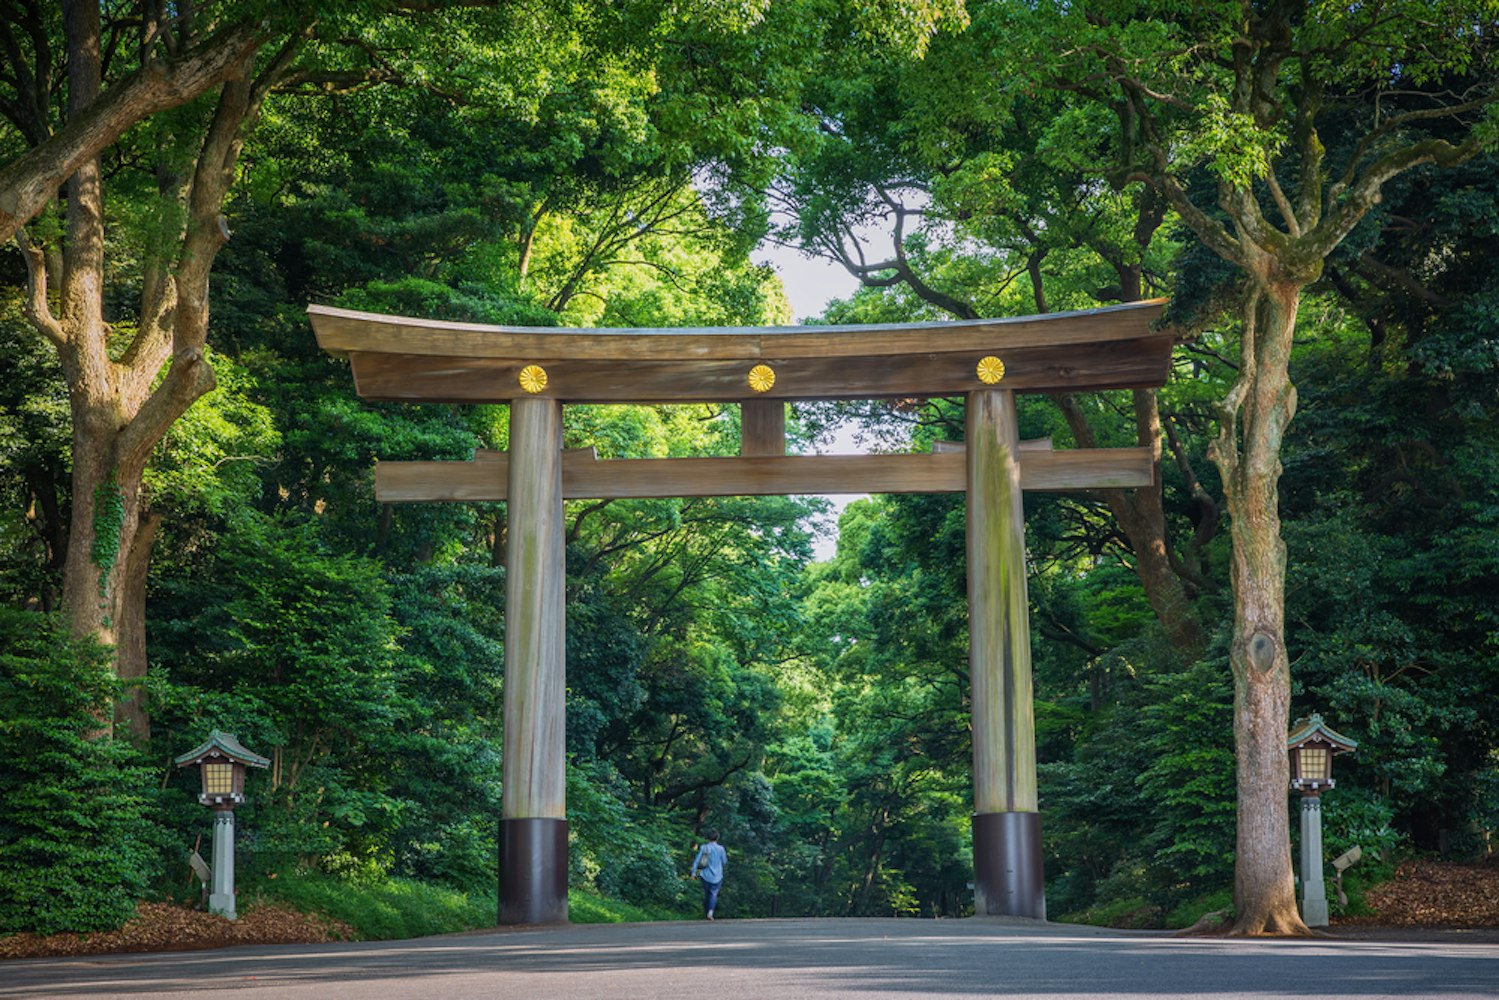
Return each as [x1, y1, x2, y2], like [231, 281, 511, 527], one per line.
[499, 817, 568, 925]
[972, 811, 1045, 919]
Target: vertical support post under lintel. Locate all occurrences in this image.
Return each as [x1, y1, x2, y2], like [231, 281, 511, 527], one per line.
[500, 396, 568, 925]
[966, 388, 1045, 919]
[741, 398, 786, 456]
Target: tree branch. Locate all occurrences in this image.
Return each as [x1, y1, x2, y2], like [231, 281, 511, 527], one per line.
[0, 18, 264, 243]
[15, 229, 64, 346]
[1314, 135, 1483, 257]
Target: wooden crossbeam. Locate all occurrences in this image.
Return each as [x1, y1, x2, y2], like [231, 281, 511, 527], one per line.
[346, 338, 1173, 403]
[311, 300, 1173, 403]
[374, 444, 1153, 502]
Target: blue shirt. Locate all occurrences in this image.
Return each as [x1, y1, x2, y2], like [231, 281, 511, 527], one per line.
[693, 841, 726, 884]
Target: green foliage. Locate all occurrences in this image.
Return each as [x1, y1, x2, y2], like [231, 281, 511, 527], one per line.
[89, 474, 124, 583]
[150, 512, 407, 877]
[1282, 267, 1499, 845]
[1040, 652, 1236, 922]
[252, 871, 493, 940]
[1134, 660, 1236, 883]
[567, 761, 686, 909]
[1064, 892, 1160, 930]
[567, 887, 685, 924]
[0, 313, 69, 607]
[5, 0, 1499, 939]
[0, 611, 161, 935]
[1320, 788, 1401, 880]
[146, 349, 281, 519]
[1164, 887, 1234, 930]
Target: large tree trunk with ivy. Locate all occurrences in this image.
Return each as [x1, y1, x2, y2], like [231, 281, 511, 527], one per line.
[17, 3, 286, 740]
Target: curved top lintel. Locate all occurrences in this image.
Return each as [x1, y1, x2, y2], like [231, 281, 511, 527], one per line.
[308, 299, 1174, 402]
[308, 299, 1168, 363]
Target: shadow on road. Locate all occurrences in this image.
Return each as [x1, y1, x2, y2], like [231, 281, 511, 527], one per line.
[4, 918, 1496, 999]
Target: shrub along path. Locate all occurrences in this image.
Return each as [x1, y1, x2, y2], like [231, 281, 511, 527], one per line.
[3, 859, 1497, 960]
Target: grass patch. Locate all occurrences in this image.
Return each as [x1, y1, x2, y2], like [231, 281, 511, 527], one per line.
[248, 873, 686, 939]
[251, 873, 496, 940]
[568, 888, 686, 924]
[1059, 895, 1163, 929]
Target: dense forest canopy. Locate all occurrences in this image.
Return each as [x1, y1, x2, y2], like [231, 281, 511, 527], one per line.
[1, 0, 1496, 937]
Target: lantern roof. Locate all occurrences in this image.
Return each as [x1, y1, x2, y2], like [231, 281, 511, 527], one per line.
[1287, 713, 1358, 753]
[174, 730, 270, 769]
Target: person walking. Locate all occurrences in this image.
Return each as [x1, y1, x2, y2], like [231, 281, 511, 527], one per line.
[689, 829, 726, 920]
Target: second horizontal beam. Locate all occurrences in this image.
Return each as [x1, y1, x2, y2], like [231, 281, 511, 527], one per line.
[375, 448, 1154, 502]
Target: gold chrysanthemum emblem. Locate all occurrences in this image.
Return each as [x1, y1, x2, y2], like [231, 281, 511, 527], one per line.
[747, 364, 776, 393]
[976, 356, 1006, 384]
[518, 365, 548, 394]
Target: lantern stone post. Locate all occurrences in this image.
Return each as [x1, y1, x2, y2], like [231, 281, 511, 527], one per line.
[174, 732, 270, 920]
[1287, 714, 1358, 928]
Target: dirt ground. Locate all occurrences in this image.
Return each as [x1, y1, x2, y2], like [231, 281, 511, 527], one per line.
[2, 859, 1496, 960]
[1333, 859, 1499, 929]
[0, 902, 354, 961]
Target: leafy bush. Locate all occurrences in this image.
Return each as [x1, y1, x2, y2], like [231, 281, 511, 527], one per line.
[1320, 786, 1402, 878]
[1165, 887, 1234, 929]
[0, 611, 162, 934]
[1066, 893, 1162, 929]
[604, 842, 682, 908]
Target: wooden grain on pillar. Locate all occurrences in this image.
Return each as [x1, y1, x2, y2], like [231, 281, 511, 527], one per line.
[966, 389, 1038, 815]
[502, 397, 566, 821]
[741, 399, 786, 456]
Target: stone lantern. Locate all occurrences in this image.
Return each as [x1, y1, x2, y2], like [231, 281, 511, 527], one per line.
[1287, 713, 1358, 926]
[175, 731, 269, 919]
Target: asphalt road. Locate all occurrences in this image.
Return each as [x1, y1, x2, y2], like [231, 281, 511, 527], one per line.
[3, 918, 1497, 1000]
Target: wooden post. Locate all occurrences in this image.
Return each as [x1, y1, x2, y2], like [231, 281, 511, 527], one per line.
[741, 399, 786, 456]
[500, 396, 568, 925]
[966, 389, 1045, 919]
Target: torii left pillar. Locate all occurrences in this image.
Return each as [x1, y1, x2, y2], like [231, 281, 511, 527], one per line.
[500, 396, 569, 924]
[967, 388, 1045, 919]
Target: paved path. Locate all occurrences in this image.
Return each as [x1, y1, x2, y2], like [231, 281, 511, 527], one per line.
[3, 918, 1497, 1000]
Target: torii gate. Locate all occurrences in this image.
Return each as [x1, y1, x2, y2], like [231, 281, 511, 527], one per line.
[309, 298, 1172, 925]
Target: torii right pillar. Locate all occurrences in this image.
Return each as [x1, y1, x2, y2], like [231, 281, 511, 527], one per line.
[966, 388, 1045, 919]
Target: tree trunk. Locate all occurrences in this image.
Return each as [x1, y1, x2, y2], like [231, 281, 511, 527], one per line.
[1055, 390, 1205, 653]
[25, 24, 279, 731]
[54, 0, 115, 647]
[1210, 279, 1307, 936]
[1032, 229, 1206, 656]
[115, 510, 161, 742]
[58, 413, 127, 642]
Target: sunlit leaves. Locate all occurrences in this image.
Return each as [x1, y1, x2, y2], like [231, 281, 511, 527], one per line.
[1176, 92, 1287, 190]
